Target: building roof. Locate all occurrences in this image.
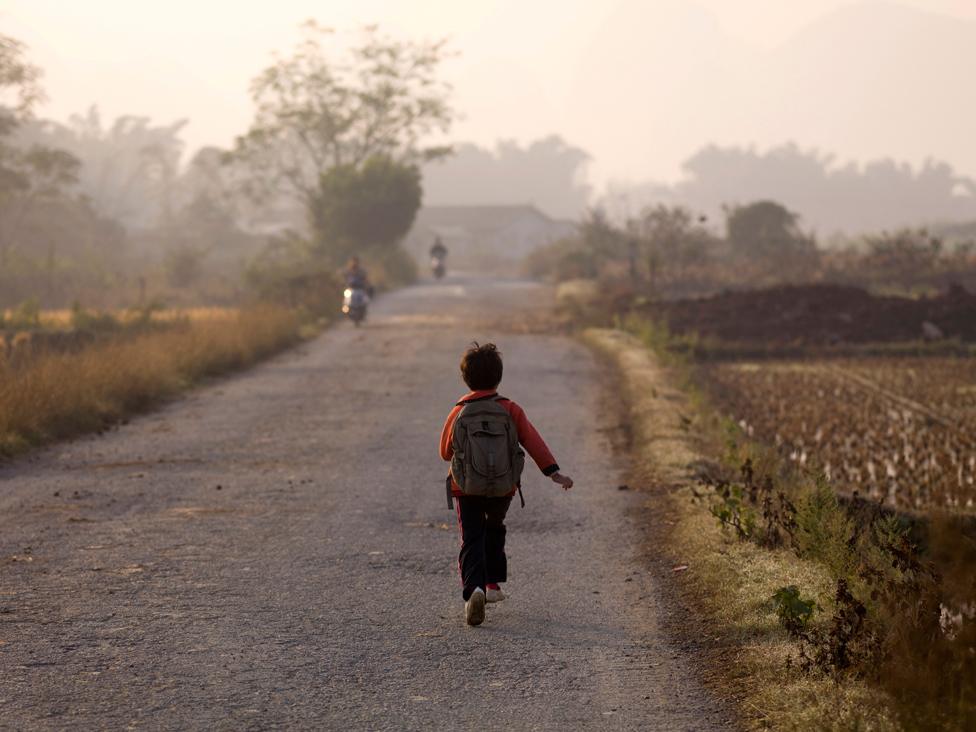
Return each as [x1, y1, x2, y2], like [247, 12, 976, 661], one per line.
[412, 204, 556, 231]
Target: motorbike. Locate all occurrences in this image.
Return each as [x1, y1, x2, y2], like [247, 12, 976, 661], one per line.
[431, 255, 446, 280]
[342, 287, 370, 326]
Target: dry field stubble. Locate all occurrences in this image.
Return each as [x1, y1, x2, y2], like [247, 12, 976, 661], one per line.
[704, 357, 976, 514]
[0, 306, 302, 455]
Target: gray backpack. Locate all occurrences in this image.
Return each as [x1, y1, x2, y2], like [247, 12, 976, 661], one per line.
[449, 395, 525, 504]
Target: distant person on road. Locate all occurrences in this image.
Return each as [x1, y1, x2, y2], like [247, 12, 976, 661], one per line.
[439, 342, 574, 626]
[430, 237, 448, 279]
[343, 256, 373, 295]
[429, 236, 447, 261]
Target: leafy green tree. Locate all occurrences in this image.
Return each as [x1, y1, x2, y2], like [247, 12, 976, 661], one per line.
[0, 33, 43, 132]
[542, 209, 628, 280]
[1, 33, 45, 196]
[232, 22, 453, 208]
[860, 228, 944, 291]
[725, 200, 815, 261]
[310, 154, 421, 260]
[636, 205, 716, 277]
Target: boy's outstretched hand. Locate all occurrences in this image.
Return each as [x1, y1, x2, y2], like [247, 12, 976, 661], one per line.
[551, 472, 574, 490]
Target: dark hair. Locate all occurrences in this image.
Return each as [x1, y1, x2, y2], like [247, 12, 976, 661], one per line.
[460, 342, 503, 391]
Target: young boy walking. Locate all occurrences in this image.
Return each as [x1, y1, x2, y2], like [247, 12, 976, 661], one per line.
[439, 342, 574, 626]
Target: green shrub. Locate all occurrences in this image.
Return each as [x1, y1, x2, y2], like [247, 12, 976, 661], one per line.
[772, 585, 817, 635]
[70, 302, 121, 333]
[794, 478, 856, 577]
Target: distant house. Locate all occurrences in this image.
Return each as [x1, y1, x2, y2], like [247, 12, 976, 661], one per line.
[404, 205, 576, 270]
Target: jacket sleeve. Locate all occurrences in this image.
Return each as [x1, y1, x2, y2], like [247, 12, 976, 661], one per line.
[506, 401, 560, 476]
[439, 406, 462, 461]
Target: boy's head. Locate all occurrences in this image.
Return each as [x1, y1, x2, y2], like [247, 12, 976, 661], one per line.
[460, 342, 503, 391]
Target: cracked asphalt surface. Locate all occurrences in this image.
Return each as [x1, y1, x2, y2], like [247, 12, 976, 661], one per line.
[0, 276, 731, 730]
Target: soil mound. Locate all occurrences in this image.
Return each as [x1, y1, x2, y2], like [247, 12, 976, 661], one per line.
[650, 284, 976, 345]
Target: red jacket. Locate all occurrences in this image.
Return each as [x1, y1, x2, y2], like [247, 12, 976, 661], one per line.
[439, 390, 560, 497]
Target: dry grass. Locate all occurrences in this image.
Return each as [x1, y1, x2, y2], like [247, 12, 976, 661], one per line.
[0, 306, 302, 455]
[584, 328, 899, 731]
[669, 486, 897, 730]
[1, 306, 241, 330]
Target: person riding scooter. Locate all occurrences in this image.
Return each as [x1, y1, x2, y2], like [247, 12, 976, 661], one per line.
[429, 237, 448, 279]
[341, 256, 372, 326]
[343, 256, 372, 292]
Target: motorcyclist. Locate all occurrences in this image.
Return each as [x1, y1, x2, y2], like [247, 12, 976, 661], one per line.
[429, 237, 448, 279]
[344, 256, 373, 295]
[429, 237, 447, 261]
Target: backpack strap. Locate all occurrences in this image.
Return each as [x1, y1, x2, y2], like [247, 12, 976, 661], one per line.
[455, 393, 506, 407]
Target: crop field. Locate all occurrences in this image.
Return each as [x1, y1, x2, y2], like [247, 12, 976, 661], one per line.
[702, 356, 976, 513]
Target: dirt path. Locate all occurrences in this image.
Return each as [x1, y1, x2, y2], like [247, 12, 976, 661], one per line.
[0, 276, 730, 730]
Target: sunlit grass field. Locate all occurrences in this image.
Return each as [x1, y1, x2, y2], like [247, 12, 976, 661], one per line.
[2, 306, 241, 330]
[0, 306, 304, 456]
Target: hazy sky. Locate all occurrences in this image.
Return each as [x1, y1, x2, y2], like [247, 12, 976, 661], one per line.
[5, 0, 976, 185]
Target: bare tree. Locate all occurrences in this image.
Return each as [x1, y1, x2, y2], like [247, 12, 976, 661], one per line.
[231, 22, 454, 208]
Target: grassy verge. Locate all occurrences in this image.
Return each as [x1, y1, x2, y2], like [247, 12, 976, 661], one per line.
[585, 327, 902, 730]
[0, 305, 306, 456]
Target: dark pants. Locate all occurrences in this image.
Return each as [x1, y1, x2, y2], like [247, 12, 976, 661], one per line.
[455, 495, 513, 600]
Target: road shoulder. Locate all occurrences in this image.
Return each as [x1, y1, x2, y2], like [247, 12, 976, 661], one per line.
[584, 328, 896, 731]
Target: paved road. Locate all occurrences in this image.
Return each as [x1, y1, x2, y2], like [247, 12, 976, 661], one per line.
[0, 277, 729, 730]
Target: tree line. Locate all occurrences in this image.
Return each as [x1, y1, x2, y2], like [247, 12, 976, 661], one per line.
[527, 199, 976, 299]
[0, 24, 454, 309]
[601, 143, 976, 238]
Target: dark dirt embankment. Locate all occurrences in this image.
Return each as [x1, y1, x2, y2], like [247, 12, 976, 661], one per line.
[645, 284, 976, 346]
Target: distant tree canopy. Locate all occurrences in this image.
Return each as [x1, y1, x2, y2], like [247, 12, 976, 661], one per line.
[678, 144, 976, 235]
[20, 107, 187, 229]
[423, 136, 591, 220]
[858, 229, 947, 291]
[310, 154, 421, 260]
[601, 143, 976, 236]
[637, 205, 715, 269]
[725, 200, 815, 261]
[526, 204, 718, 284]
[232, 22, 453, 208]
[0, 34, 73, 200]
[0, 33, 42, 131]
[0, 35, 86, 270]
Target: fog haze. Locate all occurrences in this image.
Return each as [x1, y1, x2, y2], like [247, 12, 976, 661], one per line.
[6, 0, 976, 188]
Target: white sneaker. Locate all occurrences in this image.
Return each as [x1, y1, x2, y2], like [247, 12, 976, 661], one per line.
[486, 587, 507, 603]
[465, 588, 486, 626]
